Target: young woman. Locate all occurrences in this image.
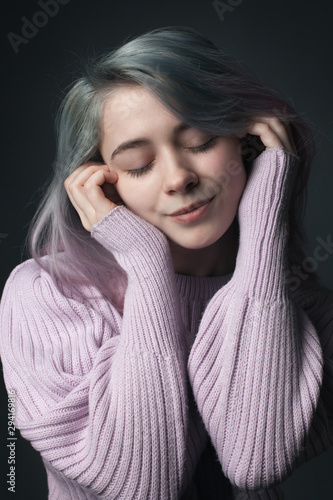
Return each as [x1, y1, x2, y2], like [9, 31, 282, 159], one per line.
[1, 26, 332, 499]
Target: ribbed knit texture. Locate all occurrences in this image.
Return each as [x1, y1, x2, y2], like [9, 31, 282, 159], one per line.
[1, 148, 332, 499]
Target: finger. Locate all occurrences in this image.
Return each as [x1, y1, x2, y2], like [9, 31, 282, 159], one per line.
[65, 164, 114, 208]
[65, 165, 118, 230]
[64, 164, 97, 189]
[235, 122, 280, 149]
[254, 116, 294, 150]
[236, 117, 297, 155]
[66, 185, 96, 230]
[64, 187, 93, 231]
[247, 122, 283, 149]
[65, 168, 95, 219]
[83, 169, 118, 210]
[65, 163, 110, 188]
[82, 169, 122, 228]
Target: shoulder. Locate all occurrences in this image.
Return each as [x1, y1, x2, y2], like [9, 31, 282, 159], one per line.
[2, 257, 40, 284]
[1, 258, 43, 306]
[2, 254, 123, 307]
[0, 257, 123, 347]
[1, 256, 81, 307]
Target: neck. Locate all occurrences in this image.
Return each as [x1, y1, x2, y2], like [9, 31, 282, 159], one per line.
[167, 219, 239, 277]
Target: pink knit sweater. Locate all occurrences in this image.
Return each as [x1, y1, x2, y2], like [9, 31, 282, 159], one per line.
[1, 148, 332, 499]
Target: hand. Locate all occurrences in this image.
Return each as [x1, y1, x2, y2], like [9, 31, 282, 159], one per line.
[236, 116, 298, 156]
[64, 163, 124, 232]
[236, 116, 299, 239]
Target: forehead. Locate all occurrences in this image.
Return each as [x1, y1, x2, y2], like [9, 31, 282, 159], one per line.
[102, 84, 174, 127]
[99, 85, 207, 162]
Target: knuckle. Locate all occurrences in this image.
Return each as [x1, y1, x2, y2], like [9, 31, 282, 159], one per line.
[67, 181, 75, 194]
[84, 179, 95, 191]
[64, 176, 72, 188]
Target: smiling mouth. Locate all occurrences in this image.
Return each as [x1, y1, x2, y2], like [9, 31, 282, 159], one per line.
[170, 197, 215, 216]
[168, 196, 215, 224]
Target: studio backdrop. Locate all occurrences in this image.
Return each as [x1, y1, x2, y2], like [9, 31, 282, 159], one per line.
[1, 1, 332, 499]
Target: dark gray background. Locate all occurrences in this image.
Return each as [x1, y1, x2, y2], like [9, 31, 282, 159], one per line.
[1, 0, 332, 498]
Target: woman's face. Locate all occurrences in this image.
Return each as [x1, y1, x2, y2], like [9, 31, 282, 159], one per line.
[100, 84, 246, 250]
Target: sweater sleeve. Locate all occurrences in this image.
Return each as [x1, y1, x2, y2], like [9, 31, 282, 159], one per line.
[0, 207, 188, 499]
[187, 148, 330, 491]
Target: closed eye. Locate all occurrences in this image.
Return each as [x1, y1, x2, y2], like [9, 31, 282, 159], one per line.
[186, 136, 218, 154]
[127, 137, 218, 178]
[127, 161, 155, 178]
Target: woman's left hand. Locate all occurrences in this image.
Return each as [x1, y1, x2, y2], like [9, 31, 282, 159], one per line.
[236, 116, 298, 156]
[235, 115, 300, 245]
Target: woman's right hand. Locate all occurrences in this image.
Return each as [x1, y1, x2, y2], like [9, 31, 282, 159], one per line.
[64, 163, 124, 232]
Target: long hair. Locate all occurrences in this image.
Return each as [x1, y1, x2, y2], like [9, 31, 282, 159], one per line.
[28, 25, 318, 308]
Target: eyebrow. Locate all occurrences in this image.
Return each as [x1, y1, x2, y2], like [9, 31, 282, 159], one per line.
[110, 122, 192, 162]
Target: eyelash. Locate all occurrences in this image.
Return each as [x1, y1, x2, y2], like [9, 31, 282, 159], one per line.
[189, 136, 217, 155]
[127, 137, 218, 178]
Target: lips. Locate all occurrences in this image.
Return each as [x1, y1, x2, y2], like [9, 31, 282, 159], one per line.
[170, 197, 214, 216]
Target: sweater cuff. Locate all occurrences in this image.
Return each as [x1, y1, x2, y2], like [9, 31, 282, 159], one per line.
[91, 206, 174, 278]
[233, 148, 300, 300]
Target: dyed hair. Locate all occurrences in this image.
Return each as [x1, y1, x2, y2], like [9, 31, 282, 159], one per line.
[28, 25, 317, 308]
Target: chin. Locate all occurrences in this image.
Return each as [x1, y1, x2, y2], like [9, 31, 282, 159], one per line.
[171, 231, 226, 250]
[178, 217, 238, 248]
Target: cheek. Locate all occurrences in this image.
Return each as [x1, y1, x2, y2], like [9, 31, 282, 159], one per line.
[213, 159, 246, 199]
[113, 180, 136, 208]
[114, 178, 156, 215]
[208, 143, 244, 186]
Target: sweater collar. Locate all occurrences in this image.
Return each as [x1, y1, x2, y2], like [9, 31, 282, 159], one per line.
[175, 272, 232, 302]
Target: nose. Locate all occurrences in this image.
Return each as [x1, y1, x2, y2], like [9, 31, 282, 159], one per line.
[163, 152, 198, 194]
